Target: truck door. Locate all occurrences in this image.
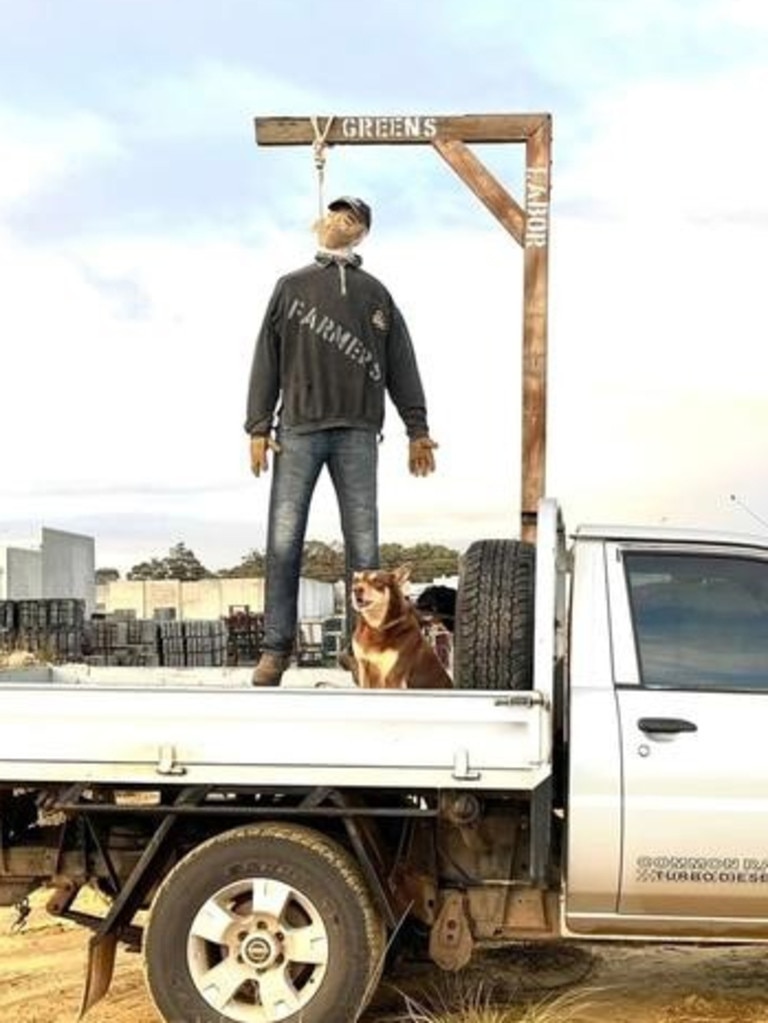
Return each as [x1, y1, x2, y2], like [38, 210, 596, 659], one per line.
[608, 543, 768, 919]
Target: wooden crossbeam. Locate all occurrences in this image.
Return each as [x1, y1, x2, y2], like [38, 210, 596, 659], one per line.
[254, 113, 549, 147]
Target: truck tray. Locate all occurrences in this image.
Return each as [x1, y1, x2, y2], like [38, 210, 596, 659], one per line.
[0, 665, 551, 791]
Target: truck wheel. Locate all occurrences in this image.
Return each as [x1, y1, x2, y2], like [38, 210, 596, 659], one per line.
[144, 822, 386, 1023]
[454, 539, 536, 690]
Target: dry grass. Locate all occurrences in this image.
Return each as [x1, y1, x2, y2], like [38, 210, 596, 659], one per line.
[0, 648, 41, 668]
[378, 978, 598, 1023]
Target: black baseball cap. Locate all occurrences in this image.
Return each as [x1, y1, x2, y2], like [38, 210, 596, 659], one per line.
[328, 196, 372, 230]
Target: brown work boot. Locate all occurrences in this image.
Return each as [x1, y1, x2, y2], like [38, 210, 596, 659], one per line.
[252, 652, 291, 687]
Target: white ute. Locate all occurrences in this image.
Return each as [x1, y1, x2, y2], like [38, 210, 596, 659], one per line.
[2, 498, 768, 1023]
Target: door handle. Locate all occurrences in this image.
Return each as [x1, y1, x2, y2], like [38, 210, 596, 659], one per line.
[638, 717, 697, 735]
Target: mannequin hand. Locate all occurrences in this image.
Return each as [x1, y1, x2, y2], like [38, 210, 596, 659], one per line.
[250, 435, 281, 477]
[409, 436, 438, 476]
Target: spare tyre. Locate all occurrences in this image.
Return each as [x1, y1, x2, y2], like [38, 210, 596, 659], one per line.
[454, 539, 536, 690]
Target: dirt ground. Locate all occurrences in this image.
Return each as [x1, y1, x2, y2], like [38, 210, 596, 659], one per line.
[3, 892, 768, 1023]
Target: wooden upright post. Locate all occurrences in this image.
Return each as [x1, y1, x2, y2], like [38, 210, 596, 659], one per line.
[254, 113, 552, 542]
[521, 118, 551, 543]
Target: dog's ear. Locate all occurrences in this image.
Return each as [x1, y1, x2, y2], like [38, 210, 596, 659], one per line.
[394, 563, 413, 586]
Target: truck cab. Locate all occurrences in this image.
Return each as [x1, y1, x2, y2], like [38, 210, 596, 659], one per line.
[565, 518, 768, 936]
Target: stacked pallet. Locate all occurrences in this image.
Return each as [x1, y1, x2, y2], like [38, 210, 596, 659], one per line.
[15, 599, 85, 661]
[224, 607, 264, 665]
[84, 619, 160, 666]
[184, 621, 228, 667]
[158, 621, 186, 667]
[2, 601, 260, 668]
[154, 621, 226, 667]
[85, 619, 228, 667]
[322, 615, 346, 665]
[0, 601, 15, 652]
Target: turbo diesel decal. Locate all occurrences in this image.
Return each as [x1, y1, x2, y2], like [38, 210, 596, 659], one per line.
[636, 855, 768, 885]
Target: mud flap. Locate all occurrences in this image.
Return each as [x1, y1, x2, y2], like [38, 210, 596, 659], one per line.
[70, 786, 203, 1017]
[78, 931, 118, 1019]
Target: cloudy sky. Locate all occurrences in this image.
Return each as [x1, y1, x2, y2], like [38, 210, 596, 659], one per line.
[2, 0, 768, 573]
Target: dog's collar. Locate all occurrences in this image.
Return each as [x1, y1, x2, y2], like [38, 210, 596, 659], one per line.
[371, 612, 412, 634]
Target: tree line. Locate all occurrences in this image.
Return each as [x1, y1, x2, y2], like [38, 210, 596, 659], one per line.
[96, 540, 460, 586]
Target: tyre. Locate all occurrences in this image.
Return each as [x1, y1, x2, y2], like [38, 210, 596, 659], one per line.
[454, 539, 536, 690]
[144, 822, 386, 1023]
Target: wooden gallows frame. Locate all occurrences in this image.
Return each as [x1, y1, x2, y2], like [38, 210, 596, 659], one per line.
[253, 113, 552, 543]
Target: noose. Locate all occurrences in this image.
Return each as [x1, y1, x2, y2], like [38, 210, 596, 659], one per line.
[310, 116, 335, 218]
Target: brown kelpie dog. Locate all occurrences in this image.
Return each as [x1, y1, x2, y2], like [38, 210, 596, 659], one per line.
[351, 565, 453, 689]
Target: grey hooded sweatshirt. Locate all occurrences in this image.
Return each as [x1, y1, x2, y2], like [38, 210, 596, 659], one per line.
[245, 253, 429, 439]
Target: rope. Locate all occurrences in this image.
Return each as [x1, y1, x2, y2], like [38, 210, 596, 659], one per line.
[310, 115, 335, 218]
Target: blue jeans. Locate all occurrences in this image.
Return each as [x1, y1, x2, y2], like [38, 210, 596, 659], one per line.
[263, 427, 379, 654]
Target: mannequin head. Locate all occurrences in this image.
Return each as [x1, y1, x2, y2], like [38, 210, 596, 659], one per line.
[314, 196, 371, 250]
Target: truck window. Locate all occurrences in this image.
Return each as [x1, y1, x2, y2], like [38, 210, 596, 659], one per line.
[623, 552, 768, 690]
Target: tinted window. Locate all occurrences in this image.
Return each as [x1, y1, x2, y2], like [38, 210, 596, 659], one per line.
[624, 552, 768, 690]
